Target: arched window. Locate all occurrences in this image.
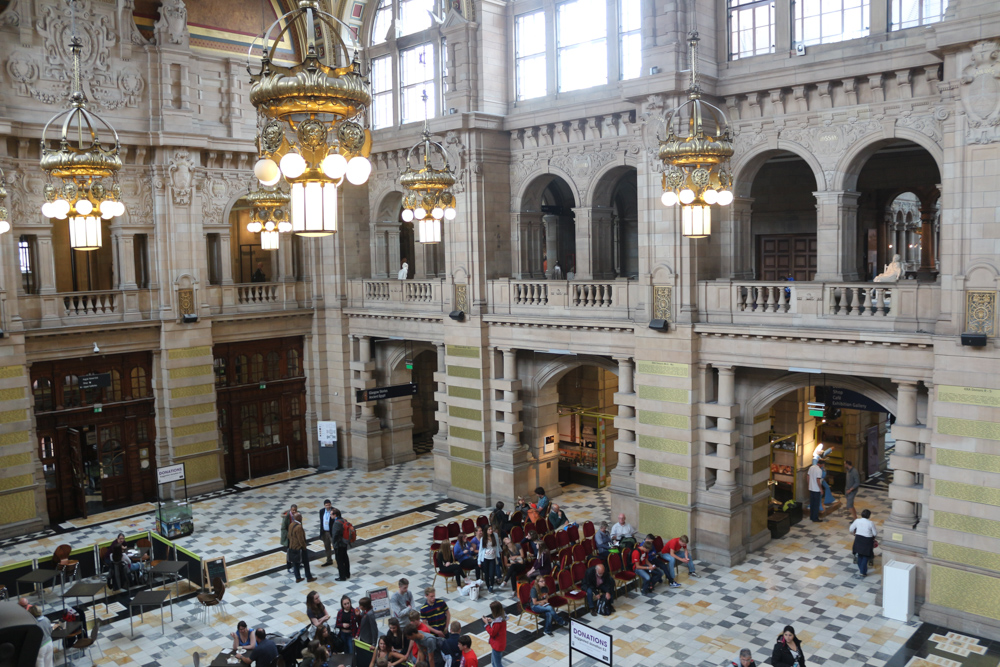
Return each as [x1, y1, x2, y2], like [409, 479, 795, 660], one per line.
[63, 375, 81, 408]
[266, 352, 280, 381]
[235, 355, 249, 384]
[240, 404, 260, 449]
[103, 369, 122, 403]
[288, 349, 301, 377]
[33, 378, 53, 411]
[250, 354, 264, 383]
[214, 357, 228, 387]
[130, 367, 149, 398]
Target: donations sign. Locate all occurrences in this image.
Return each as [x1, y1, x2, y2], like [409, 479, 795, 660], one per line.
[569, 619, 613, 666]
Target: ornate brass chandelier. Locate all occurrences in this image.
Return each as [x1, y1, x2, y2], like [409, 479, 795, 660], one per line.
[39, 29, 125, 251]
[658, 33, 734, 239]
[0, 169, 10, 235]
[249, 0, 372, 237]
[399, 103, 457, 244]
[246, 187, 292, 251]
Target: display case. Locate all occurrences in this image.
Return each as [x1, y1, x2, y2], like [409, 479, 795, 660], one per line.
[769, 433, 798, 503]
[556, 405, 617, 488]
[156, 500, 194, 539]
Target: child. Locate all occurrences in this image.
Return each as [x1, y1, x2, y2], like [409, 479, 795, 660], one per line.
[458, 635, 477, 667]
[484, 600, 507, 667]
[443, 620, 462, 667]
[408, 610, 437, 662]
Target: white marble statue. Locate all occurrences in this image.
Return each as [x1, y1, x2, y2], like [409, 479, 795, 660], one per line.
[873, 253, 903, 283]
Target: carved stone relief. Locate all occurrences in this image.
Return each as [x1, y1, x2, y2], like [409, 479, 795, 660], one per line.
[966, 290, 997, 336]
[960, 41, 1000, 144]
[154, 0, 189, 47]
[653, 286, 672, 321]
[201, 172, 247, 225]
[168, 149, 195, 205]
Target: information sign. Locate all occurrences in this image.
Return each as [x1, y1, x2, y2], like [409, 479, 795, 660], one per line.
[80, 372, 112, 390]
[318, 421, 338, 446]
[569, 619, 612, 666]
[156, 463, 186, 485]
[356, 383, 418, 403]
[366, 586, 391, 619]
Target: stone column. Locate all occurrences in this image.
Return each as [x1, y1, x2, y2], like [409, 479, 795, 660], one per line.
[731, 197, 754, 279]
[117, 232, 138, 289]
[514, 213, 543, 278]
[591, 208, 616, 279]
[432, 342, 448, 454]
[888, 380, 918, 525]
[35, 230, 57, 295]
[714, 366, 738, 491]
[813, 191, 861, 281]
[916, 189, 939, 280]
[543, 214, 560, 279]
[350, 335, 384, 470]
[571, 207, 594, 280]
[219, 232, 235, 285]
[500, 348, 522, 452]
[614, 357, 636, 475]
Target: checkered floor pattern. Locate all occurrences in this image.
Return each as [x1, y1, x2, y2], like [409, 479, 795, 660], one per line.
[6, 461, 937, 667]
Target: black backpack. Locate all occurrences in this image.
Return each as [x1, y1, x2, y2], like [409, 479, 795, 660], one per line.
[596, 596, 615, 616]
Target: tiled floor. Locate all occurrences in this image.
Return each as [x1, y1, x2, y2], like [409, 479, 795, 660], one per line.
[4, 456, 944, 667]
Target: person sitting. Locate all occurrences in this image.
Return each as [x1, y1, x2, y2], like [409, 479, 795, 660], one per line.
[240, 629, 278, 666]
[500, 537, 527, 592]
[452, 534, 480, 579]
[525, 544, 552, 580]
[434, 543, 465, 589]
[513, 496, 531, 517]
[384, 618, 409, 664]
[662, 534, 699, 580]
[302, 639, 330, 667]
[873, 253, 903, 283]
[733, 648, 757, 667]
[232, 620, 258, 650]
[529, 577, 566, 637]
[110, 545, 143, 584]
[548, 504, 569, 530]
[647, 541, 679, 588]
[582, 563, 614, 616]
[534, 487, 550, 516]
[490, 502, 509, 538]
[632, 540, 664, 595]
[610, 514, 638, 550]
[370, 635, 404, 667]
[594, 521, 612, 560]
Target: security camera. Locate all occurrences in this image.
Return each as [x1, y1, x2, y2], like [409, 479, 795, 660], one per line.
[93, 343, 100, 354]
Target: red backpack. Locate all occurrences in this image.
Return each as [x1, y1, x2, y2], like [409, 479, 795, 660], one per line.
[342, 518, 357, 545]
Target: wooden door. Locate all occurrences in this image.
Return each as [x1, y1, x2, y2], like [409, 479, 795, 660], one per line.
[98, 424, 130, 507]
[66, 428, 87, 519]
[758, 234, 817, 281]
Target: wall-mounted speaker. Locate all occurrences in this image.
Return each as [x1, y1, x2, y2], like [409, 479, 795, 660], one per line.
[649, 319, 669, 331]
[449, 311, 465, 322]
[961, 333, 987, 347]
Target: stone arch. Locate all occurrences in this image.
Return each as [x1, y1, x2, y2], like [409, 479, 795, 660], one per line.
[742, 372, 897, 425]
[383, 339, 437, 384]
[513, 170, 581, 213]
[965, 261, 1000, 288]
[834, 133, 944, 192]
[531, 354, 620, 393]
[732, 142, 827, 196]
[589, 165, 639, 279]
[587, 162, 639, 209]
[375, 190, 404, 222]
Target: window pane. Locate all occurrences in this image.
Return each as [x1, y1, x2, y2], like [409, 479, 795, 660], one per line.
[558, 0, 607, 92]
[729, 0, 774, 59]
[372, 0, 392, 43]
[890, 0, 945, 30]
[619, 0, 640, 32]
[620, 33, 641, 80]
[515, 11, 547, 100]
[400, 0, 434, 35]
[796, 0, 869, 45]
[371, 55, 393, 129]
[400, 42, 436, 124]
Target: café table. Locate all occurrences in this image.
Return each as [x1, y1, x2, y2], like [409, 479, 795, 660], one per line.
[51, 620, 83, 667]
[16, 569, 59, 610]
[150, 560, 187, 597]
[210, 648, 247, 666]
[128, 589, 172, 636]
[63, 581, 108, 614]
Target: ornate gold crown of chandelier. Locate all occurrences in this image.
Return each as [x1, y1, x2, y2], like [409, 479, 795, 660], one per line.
[658, 32, 735, 239]
[39, 26, 125, 251]
[400, 110, 457, 244]
[248, 0, 373, 238]
[246, 187, 292, 250]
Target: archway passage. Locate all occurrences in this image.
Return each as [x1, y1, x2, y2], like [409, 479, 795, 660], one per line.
[590, 166, 639, 279]
[410, 349, 438, 456]
[516, 175, 577, 279]
[748, 152, 819, 280]
[555, 366, 619, 488]
[853, 141, 941, 281]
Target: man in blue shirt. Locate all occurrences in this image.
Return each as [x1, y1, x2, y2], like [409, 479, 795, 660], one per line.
[240, 629, 278, 666]
[318, 499, 335, 566]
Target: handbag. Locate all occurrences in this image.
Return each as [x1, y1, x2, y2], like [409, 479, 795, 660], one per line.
[288, 548, 302, 564]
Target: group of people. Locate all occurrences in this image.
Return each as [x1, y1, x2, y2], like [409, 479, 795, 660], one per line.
[278, 500, 352, 584]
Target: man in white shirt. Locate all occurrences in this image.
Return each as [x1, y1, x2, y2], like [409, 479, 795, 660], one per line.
[808, 460, 825, 522]
[610, 513, 638, 549]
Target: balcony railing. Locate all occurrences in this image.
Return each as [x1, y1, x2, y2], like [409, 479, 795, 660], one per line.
[205, 282, 312, 315]
[346, 279, 446, 312]
[701, 280, 939, 332]
[19, 289, 157, 328]
[488, 279, 632, 319]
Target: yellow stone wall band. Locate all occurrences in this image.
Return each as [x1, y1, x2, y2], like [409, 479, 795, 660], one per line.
[449, 405, 483, 421]
[174, 421, 217, 438]
[752, 479, 768, 495]
[172, 384, 214, 399]
[0, 387, 25, 402]
[637, 434, 688, 455]
[0, 489, 36, 525]
[938, 417, 1000, 442]
[636, 361, 689, 378]
[175, 440, 219, 458]
[753, 432, 770, 448]
[0, 366, 23, 379]
[450, 445, 483, 463]
[168, 364, 214, 380]
[0, 452, 31, 469]
[451, 460, 484, 494]
[446, 345, 480, 359]
[182, 454, 220, 486]
[637, 385, 690, 403]
[937, 449, 1000, 475]
[449, 426, 482, 442]
[0, 473, 34, 493]
[638, 502, 687, 537]
[751, 498, 768, 535]
[168, 346, 212, 360]
[753, 456, 770, 474]
[638, 459, 689, 480]
[928, 564, 1000, 622]
[448, 386, 482, 400]
[934, 511, 1000, 539]
[448, 365, 481, 380]
[638, 483, 688, 505]
[936, 480, 1000, 507]
[0, 430, 30, 447]
[638, 410, 690, 430]
[173, 403, 216, 419]
[938, 386, 1000, 408]
[932, 541, 1000, 574]
[0, 409, 27, 425]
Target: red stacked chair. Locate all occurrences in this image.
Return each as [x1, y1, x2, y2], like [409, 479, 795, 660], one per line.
[558, 569, 587, 612]
[543, 533, 558, 551]
[510, 525, 524, 544]
[523, 520, 536, 536]
[652, 536, 664, 553]
[537, 517, 552, 535]
[516, 583, 542, 630]
[582, 520, 596, 540]
[432, 525, 448, 553]
[461, 518, 476, 537]
[542, 574, 569, 613]
[587, 557, 603, 569]
[556, 530, 570, 549]
[476, 515, 490, 529]
[567, 524, 580, 544]
[609, 552, 637, 598]
[447, 522, 460, 540]
[582, 537, 596, 557]
[572, 543, 587, 564]
[571, 561, 587, 586]
[510, 510, 524, 526]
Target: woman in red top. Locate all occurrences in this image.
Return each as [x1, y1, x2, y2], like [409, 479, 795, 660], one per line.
[484, 600, 507, 667]
[335, 595, 360, 656]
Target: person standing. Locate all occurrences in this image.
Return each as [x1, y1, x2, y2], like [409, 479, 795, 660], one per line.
[808, 459, 825, 522]
[318, 499, 336, 567]
[734, 648, 757, 667]
[28, 605, 54, 667]
[419, 587, 451, 638]
[358, 597, 379, 647]
[849, 509, 878, 578]
[251, 261, 266, 283]
[336, 595, 360, 656]
[484, 601, 507, 667]
[390, 578, 416, 621]
[844, 460, 861, 521]
[771, 625, 807, 667]
[398, 258, 409, 280]
[477, 526, 499, 593]
[288, 512, 317, 583]
[280, 503, 298, 573]
[332, 507, 351, 580]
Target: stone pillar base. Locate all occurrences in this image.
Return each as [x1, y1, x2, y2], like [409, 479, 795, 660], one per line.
[350, 417, 385, 471]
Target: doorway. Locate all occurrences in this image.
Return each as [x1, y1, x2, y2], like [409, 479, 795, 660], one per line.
[757, 234, 817, 281]
[409, 349, 438, 456]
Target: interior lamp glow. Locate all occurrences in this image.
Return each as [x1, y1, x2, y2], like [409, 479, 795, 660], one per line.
[254, 158, 281, 186]
[681, 205, 711, 239]
[279, 152, 307, 179]
[345, 156, 372, 185]
[661, 191, 678, 207]
[418, 217, 442, 244]
[321, 153, 348, 180]
[444, 207, 456, 220]
[261, 229, 280, 251]
[68, 215, 102, 251]
[401, 208, 415, 222]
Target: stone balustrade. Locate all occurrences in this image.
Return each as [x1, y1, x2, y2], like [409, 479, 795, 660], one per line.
[346, 279, 446, 312]
[701, 280, 939, 332]
[489, 279, 632, 318]
[19, 290, 157, 328]
[205, 282, 311, 315]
